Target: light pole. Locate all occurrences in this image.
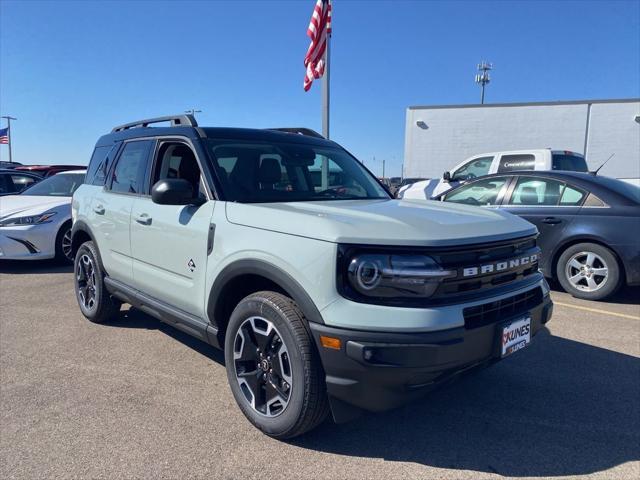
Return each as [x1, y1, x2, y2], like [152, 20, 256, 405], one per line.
[1, 116, 17, 163]
[475, 61, 492, 104]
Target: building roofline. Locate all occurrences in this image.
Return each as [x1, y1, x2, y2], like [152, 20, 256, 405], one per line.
[408, 98, 640, 110]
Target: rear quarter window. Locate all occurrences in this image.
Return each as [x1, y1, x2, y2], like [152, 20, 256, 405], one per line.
[86, 143, 120, 186]
[497, 154, 536, 173]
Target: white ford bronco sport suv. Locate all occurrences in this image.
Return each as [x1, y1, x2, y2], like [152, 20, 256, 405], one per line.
[71, 115, 553, 438]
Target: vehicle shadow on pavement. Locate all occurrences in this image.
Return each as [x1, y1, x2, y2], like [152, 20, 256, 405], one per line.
[292, 329, 640, 477]
[108, 307, 226, 365]
[0, 259, 72, 274]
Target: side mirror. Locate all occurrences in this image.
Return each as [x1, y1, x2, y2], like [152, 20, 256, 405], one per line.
[151, 179, 198, 205]
[443, 171, 451, 182]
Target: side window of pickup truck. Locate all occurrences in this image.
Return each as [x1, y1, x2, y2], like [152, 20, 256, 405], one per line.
[108, 140, 152, 194]
[451, 156, 493, 182]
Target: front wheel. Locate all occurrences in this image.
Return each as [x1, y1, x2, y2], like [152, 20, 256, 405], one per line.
[224, 291, 329, 439]
[556, 243, 622, 301]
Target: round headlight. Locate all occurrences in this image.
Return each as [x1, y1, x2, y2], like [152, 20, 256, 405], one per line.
[355, 260, 381, 290]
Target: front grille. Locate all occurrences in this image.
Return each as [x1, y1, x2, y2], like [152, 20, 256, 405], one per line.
[431, 236, 540, 301]
[463, 287, 543, 330]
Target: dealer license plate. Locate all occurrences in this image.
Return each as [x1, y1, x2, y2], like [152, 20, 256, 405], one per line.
[501, 316, 531, 358]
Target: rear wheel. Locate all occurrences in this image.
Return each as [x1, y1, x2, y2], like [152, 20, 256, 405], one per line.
[55, 221, 74, 263]
[74, 241, 120, 323]
[224, 291, 328, 439]
[556, 243, 621, 301]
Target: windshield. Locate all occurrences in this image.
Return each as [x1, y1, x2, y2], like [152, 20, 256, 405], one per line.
[552, 153, 588, 172]
[21, 173, 85, 197]
[207, 140, 389, 203]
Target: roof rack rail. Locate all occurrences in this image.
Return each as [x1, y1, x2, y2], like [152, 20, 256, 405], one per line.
[111, 114, 198, 133]
[267, 128, 325, 139]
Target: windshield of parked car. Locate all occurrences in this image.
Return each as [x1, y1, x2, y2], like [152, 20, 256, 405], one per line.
[207, 140, 389, 202]
[20, 173, 86, 197]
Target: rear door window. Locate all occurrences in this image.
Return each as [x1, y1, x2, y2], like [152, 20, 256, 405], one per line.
[108, 141, 152, 194]
[497, 154, 536, 173]
[444, 177, 509, 206]
[507, 177, 565, 206]
[559, 184, 586, 205]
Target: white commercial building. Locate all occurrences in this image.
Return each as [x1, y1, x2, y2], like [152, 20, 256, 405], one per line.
[404, 98, 640, 182]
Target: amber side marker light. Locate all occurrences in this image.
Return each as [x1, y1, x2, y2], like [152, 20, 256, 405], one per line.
[320, 336, 342, 350]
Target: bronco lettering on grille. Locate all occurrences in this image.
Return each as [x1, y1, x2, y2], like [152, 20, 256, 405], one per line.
[462, 254, 539, 278]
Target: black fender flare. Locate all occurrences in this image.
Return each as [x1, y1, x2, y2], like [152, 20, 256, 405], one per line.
[70, 220, 108, 272]
[207, 259, 325, 328]
[71, 220, 97, 253]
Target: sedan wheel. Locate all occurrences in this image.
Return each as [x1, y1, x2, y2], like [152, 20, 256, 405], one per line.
[557, 243, 621, 301]
[61, 228, 73, 261]
[565, 251, 609, 293]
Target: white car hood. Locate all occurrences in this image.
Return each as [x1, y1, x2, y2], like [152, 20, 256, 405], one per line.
[226, 199, 537, 246]
[0, 195, 71, 219]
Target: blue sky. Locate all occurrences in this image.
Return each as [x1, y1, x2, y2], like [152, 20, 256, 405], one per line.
[1, 0, 639, 176]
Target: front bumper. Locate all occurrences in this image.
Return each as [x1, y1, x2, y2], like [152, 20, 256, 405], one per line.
[0, 225, 57, 260]
[310, 290, 553, 421]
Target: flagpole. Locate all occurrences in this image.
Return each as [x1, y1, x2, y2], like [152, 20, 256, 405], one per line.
[322, 33, 331, 139]
[1, 116, 17, 163]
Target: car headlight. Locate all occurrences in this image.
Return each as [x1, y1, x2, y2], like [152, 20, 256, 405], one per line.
[0, 212, 57, 227]
[339, 248, 456, 304]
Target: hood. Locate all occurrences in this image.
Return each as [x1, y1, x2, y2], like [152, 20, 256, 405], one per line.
[226, 199, 537, 246]
[0, 195, 71, 220]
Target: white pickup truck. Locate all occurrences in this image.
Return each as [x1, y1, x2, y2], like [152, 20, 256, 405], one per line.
[400, 149, 588, 200]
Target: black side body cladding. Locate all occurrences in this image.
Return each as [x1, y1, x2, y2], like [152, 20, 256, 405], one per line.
[104, 277, 221, 349]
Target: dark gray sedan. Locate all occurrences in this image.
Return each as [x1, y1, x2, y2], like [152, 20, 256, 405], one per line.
[437, 171, 640, 300]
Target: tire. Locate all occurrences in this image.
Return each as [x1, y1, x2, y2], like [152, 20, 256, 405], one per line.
[224, 291, 329, 439]
[54, 221, 74, 264]
[74, 241, 120, 323]
[556, 242, 622, 301]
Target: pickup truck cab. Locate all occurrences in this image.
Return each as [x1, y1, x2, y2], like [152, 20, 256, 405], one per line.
[71, 115, 553, 438]
[401, 149, 588, 200]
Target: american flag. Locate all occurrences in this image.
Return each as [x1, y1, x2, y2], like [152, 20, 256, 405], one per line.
[303, 0, 332, 91]
[0, 127, 8, 144]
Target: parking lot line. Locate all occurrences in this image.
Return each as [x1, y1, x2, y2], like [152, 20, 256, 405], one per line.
[553, 301, 640, 320]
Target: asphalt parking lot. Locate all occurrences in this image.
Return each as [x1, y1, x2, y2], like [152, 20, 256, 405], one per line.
[1, 261, 638, 479]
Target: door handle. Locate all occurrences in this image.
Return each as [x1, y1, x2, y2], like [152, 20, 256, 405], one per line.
[135, 214, 152, 226]
[542, 217, 562, 225]
[93, 205, 105, 215]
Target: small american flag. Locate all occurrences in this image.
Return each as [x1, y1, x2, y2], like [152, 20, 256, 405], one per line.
[303, 0, 332, 91]
[0, 127, 8, 145]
